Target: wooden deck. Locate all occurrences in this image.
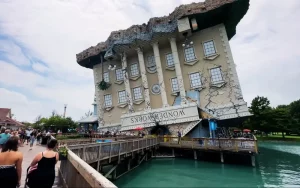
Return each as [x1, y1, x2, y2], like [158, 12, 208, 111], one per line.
[159, 137, 258, 154]
[68, 138, 158, 164]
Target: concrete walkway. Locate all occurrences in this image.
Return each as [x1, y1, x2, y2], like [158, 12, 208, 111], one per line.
[18, 144, 61, 188]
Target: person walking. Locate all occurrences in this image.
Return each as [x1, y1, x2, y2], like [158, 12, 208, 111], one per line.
[27, 139, 59, 188]
[29, 130, 37, 150]
[0, 129, 11, 149]
[25, 129, 32, 145]
[177, 131, 182, 144]
[0, 136, 23, 188]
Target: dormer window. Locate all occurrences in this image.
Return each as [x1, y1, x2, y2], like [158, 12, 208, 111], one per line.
[184, 46, 197, 62]
[210, 67, 224, 84]
[104, 94, 112, 107]
[115, 68, 124, 81]
[203, 40, 216, 57]
[165, 53, 174, 68]
[130, 63, 139, 77]
[171, 77, 179, 93]
[103, 72, 109, 82]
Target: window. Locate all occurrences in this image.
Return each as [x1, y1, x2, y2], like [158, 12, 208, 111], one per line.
[171, 78, 179, 93]
[103, 72, 109, 82]
[130, 63, 139, 77]
[210, 67, 223, 83]
[184, 47, 196, 62]
[165, 53, 174, 67]
[115, 68, 124, 81]
[146, 55, 157, 72]
[203, 40, 216, 57]
[118, 90, 127, 104]
[132, 87, 143, 100]
[189, 72, 202, 88]
[104, 94, 112, 107]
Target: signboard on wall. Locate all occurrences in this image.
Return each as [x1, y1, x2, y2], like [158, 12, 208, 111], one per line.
[121, 104, 200, 127]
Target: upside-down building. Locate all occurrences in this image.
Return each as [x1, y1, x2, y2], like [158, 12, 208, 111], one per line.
[76, 0, 251, 137]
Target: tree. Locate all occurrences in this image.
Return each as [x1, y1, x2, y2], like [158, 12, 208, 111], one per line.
[81, 110, 93, 119]
[247, 96, 272, 134]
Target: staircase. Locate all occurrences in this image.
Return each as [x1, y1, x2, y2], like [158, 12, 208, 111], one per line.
[182, 120, 202, 137]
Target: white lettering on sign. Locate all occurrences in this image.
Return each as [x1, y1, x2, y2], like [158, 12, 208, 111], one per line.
[130, 109, 185, 124]
[121, 105, 200, 127]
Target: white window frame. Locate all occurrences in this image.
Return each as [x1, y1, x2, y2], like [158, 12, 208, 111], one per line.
[203, 40, 217, 57]
[165, 53, 175, 68]
[104, 94, 112, 107]
[210, 67, 224, 84]
[115, 68, 124, 81]
[130, 63, 139, 77]
[170, 77, 180, 93]
[189, 72, 202, 89]
[183, 46, 197, 62]
[103, 72, 110, 83]
[132, 87, 143, 101]
[118, 90, 127, 104]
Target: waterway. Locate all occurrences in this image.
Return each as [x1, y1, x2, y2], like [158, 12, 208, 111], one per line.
[115, 142, 300, 187]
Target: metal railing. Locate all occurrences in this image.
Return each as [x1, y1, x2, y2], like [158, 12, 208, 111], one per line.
[68, 137, 158, 163]
[159, 136, 258, 153]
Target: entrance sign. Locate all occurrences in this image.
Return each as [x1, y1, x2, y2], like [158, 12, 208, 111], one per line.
[121, 104, 199, 127]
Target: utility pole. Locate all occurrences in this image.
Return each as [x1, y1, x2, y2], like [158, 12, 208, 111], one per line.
[64, 104, 67, 118]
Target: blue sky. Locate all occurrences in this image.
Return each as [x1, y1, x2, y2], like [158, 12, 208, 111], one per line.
[0, 0, 300, 122]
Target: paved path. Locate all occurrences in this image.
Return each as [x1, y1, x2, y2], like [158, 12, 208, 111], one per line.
[18, 144, 61, 188]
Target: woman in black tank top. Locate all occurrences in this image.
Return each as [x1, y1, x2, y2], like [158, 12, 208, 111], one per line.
[27, 139, 58, 188]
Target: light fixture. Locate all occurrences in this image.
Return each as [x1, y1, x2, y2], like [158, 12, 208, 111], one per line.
[191, 18, 198, 30]
[108, 64, 116, 71]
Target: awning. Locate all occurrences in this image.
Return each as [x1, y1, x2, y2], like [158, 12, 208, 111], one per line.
[77, 116, 98, 123]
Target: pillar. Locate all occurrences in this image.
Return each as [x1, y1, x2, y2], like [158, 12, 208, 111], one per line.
[127, 159, 131, 171]
[172, 148, 175, 156]
[169, 37, 187, 104]
[121, 52, 134, 113]
[220, 152, 224, 163]
[136, 47, 151, 110]
[152, 42, 168, 107]
[194, 150, 197, 160]
[93, 57, 105, 127]
[251, 155, 256, 167]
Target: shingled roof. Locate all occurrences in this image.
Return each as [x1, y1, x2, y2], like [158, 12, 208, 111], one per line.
[0, 108, 24, 127]
[76, 0, 250, 68]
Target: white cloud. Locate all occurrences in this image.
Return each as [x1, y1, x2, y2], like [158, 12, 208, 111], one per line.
[0, 0, 299, 122]
[0, 39, 30, 66]
[32, 63, 48, 73]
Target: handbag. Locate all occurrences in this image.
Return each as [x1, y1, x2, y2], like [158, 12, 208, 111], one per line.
[28, 164, 38, 174]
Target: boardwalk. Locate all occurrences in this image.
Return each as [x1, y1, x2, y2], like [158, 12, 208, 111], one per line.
[18, 144, 61, 188]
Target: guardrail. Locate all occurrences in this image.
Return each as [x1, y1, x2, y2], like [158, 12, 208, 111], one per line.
[68, 138, 158, 163]
[58, 136, 140, 146]
[159, 136, 258, 153]
[59, 149, 117, 188]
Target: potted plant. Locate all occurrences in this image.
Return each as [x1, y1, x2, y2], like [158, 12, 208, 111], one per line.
[58, 145, 68, 160]
[97, 80, 111, 90]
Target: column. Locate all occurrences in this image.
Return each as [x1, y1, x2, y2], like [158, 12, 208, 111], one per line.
[121, 52, 134, 113]
[169, 37, 187, 104]
[136, 47, 151, 110]
[93, 63, 105, 127]
[152, 42, 169, 107]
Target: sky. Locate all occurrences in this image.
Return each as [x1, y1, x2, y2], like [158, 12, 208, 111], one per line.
[0, 0, 299, 123]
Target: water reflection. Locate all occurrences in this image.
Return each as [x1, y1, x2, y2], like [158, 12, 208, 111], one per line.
[114, 142, 300, 188]
[258, 142, 300, 187]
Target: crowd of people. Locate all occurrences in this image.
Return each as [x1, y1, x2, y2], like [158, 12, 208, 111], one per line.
[0, 127, 59, 188]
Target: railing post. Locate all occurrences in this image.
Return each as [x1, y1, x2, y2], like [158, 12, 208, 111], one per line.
[118, 142, 121, 163]
[83, 146, 87, 161]
[254, 140, 258, 153]
[97, 144, 102, 171]
[109, 142, 113, 163]
[235, 140, 238, 152]
[204, 138, 207, 150]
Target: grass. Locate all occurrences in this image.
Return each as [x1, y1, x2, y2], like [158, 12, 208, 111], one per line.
[55, 134, 83, 140]
[257, 134, 300, 142]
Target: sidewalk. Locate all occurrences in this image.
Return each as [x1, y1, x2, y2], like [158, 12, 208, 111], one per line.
[18, 143, 61, 188]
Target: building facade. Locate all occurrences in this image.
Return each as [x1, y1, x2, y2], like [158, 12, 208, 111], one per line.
[0, 108, 24, 130]
[76, 0, 251, 137]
